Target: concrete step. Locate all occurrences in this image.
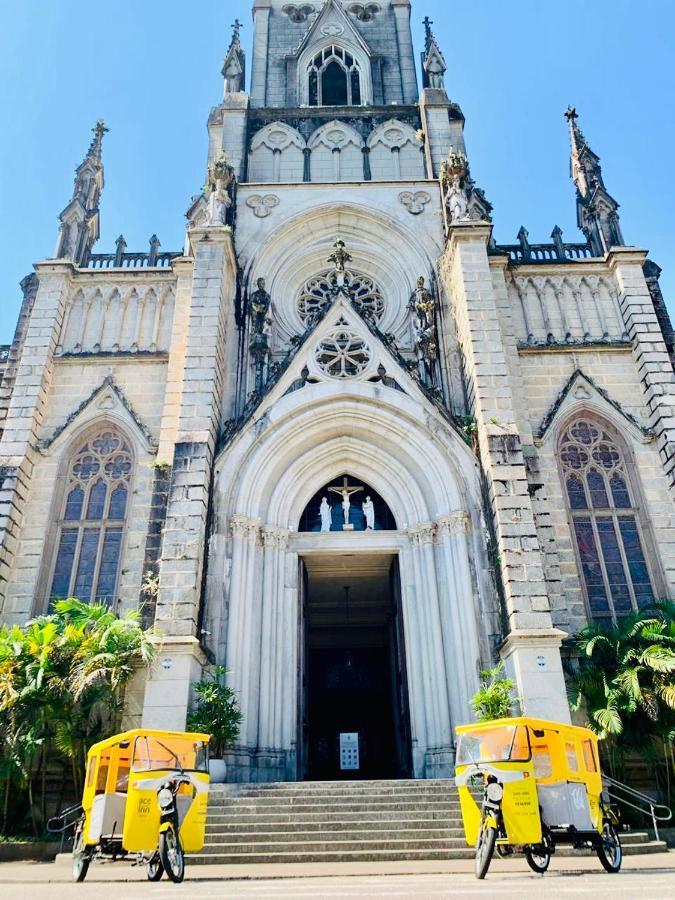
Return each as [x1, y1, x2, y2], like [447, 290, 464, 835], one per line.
[208, 799, 462, 813]
[206, 817, 465, 833]
[204, 828, 465, 844]
[210, 779, 454, 794]
[190, 848, 475, 864]
[200, 837, 467, 853]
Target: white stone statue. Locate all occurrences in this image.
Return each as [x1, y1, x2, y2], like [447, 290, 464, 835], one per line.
[447, 174, 468, 222]
[362, 496, 375, 530]
[207, 176, 231, 225]
[319, 497, 332, 533]
[341, 489, 351, 526]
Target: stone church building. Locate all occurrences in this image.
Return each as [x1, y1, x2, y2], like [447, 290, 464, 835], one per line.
[1, 0, 674, 783]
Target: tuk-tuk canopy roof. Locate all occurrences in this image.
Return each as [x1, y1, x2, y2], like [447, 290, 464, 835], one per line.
[455, 717, 599, 745]
[87, 728, 211, 758]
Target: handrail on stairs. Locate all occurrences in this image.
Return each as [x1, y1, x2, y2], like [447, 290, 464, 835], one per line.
[602, 774, 672, 841]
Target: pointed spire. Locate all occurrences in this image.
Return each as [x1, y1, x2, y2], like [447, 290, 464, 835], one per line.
[222, 18, 246, 94]
[565, 106, 624, 255]
[422, 16, 447, 92]
[54, 120, 106, 265]
[87, 119, 109, 162]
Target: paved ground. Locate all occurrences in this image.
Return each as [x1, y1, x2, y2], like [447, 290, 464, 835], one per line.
[0, 854, 674, 899]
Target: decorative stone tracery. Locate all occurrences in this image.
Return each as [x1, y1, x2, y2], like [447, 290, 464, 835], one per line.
[298, 269, 384, 324]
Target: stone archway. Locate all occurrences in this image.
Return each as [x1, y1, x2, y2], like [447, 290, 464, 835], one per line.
[207, 384, 497, 782]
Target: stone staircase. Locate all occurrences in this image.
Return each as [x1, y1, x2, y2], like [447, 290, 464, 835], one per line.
[192, 779, 668, 865]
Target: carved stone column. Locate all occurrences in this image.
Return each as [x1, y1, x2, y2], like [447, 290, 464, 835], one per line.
[434, 511, 480, 725]
[406, 523, 454, 777]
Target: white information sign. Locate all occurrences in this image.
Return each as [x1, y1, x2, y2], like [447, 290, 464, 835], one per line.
[340, 732, 360, 771]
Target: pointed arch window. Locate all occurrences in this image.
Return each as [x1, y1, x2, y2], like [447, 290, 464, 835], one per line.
[49, 429, 133, 606]
[307, 45, 362, 107]
[559, 417, 654, 622]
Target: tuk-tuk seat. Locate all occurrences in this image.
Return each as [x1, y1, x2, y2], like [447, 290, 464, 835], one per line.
[88, 792, 127, 842]
[537, 781, 594, 831]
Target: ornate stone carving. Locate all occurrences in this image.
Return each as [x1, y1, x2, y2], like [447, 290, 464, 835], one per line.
[261, 525, 290, 549]
[408, 523, 436, 547]
[436, 511, 471, 539]
[399, 190, 432, 216]
[230, 515, 259, 541]
[315, 329, 371, 378]
[206, 154, 235, 225]
[282, 4, 315, 23]
[246, 194, 280, 219]
[321, 23, 344, 36]
[298, 270, 384, 325]
[348, 3, 381, 22]
[440, 149, 492, 228]
[409, 276, 438, 373]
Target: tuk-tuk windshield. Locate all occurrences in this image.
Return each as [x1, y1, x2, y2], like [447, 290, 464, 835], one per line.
[131, 735, 209, 773]
[456, 725, 530, 765]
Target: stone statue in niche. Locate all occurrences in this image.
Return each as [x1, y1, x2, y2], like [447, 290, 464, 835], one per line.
[206, 155, 234, 226]
[447, 174, 469, 222]
[362, 496, 375, 530]
[410, 276, 438, 381]
[250, 278, 272, 336]
[328, 237, 352, 291]
[320, 497, 332, 532]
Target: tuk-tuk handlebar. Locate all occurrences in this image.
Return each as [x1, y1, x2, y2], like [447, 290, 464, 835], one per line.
[47, 802, 83, 834]
[455, 764, 528, 787]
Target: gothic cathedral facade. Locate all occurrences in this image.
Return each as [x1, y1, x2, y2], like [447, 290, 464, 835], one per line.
[1, 1, 674, 782]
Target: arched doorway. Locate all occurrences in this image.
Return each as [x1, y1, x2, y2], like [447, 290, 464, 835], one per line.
[297, 475, 411, 780]
[209, 385, 494, 783]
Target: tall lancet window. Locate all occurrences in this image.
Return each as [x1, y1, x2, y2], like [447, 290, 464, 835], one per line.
[559, 417, 654, 622]
[49, 428, 133, 606]
[308, 45, 362, 106]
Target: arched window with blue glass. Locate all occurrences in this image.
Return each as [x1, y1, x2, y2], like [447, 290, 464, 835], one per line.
[299, 475, 396, 532]
[49, 427, 133, 606]
[558, 416, 655, 623]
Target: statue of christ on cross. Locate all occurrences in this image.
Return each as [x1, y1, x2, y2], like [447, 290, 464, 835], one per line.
[327, 476, 364, 527]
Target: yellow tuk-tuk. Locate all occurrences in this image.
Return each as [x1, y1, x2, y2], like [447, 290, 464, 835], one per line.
[50, 729, 210, 883]
[455, 717, 622, 879]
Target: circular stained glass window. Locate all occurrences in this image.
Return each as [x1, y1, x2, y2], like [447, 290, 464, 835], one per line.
[315, 330, 371, 378]
[298, 270, 384, 324]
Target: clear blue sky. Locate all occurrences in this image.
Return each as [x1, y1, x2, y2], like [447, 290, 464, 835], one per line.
[0, 1, 673, 341]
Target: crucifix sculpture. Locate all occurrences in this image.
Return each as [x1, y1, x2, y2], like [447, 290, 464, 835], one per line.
[327, 476, 364, 528]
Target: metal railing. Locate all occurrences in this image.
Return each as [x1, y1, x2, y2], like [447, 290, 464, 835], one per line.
[602, 774, 672, 841]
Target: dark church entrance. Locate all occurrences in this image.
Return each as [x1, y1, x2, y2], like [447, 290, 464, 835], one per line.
[298, 552, 412, 781]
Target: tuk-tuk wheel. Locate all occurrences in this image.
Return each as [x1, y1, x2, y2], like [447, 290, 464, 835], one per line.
[596, 821, 622, 873]
[474, 818, 497, 879]
[159, 824, 185, 884]
[72, 824, 91, 883]
[146, 853, 164, 881]
[525, 842, 552, 874]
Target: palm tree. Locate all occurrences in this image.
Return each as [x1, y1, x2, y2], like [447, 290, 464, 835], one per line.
[569, 601, 675, 799]
[0, 599, 156, 836]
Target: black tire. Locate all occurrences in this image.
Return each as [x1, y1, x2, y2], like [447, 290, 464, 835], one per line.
[146, 853, 164, 881]
[159, 823, 185, 884]
[72, 823, 91, 883]
[475, 817, 497, 879]
[596, 821, 622, 873]
[525, 842, 552, 874]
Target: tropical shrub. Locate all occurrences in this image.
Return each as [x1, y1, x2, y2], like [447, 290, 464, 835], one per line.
[568, 601, 675, 801]
[470, 663, 518, 721]
[0, 599, 155, 836]
[186, 666, 242, 758]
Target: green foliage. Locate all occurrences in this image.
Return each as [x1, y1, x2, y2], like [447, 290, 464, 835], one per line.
[568, 601, 675, 797]
[186, 666, 242, 758]
[0, 599, 156, 836]
[470, 663, 518, 722]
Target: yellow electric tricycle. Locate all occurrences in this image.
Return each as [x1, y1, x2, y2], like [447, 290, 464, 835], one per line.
[455, 717, 622, 879]
[49, 729, 210, 883]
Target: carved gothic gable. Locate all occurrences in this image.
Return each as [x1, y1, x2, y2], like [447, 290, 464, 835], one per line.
[38, 376, 156, 454]
[535, 369, 652, 446]
[292, 0, 372, 61]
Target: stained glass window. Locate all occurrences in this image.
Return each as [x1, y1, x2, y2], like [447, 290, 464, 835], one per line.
[559, 417, 654, 622]
[49, 429, 133, 606]
[307, 46, 362, 107]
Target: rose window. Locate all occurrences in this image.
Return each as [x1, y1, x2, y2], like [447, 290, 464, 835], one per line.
[298, 270, 384, 324]
[315, 330, 371, 378]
